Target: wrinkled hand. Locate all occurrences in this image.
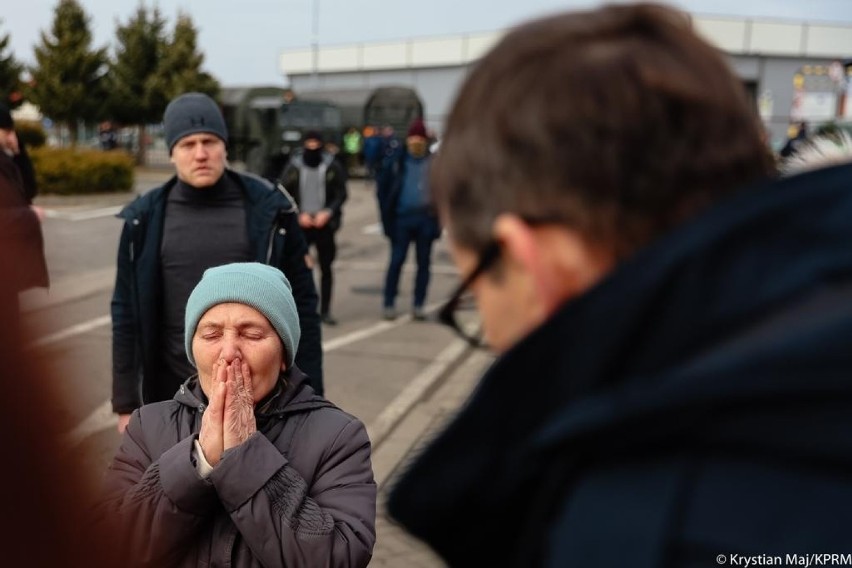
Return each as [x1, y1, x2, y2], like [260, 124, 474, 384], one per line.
[298, 212, 314, 229]
[199, 359, 227, 466]
[313, 209, 331, 228]
[223, 358, 256, 450]
[199, 359, 257, 466]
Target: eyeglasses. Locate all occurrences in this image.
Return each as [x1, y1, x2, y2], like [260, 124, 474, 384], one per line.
[438, 240, 502, 348]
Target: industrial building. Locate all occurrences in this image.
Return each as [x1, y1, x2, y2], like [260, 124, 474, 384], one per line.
[280, 12, 852, 149]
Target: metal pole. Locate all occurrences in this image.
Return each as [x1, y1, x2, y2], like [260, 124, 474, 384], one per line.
[311, 0, 320, 88]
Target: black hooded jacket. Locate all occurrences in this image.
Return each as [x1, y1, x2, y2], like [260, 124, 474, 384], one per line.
[111, 170, 323, 413]
[280, 150, 348, 232]
[389, 163, 852, 566]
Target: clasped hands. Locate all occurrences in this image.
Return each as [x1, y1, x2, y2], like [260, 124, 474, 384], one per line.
[299, 210, 332, 229]
[198, 358, 257, 467]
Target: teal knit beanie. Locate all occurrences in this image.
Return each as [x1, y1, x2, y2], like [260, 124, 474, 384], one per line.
[184, 263, 300, 369]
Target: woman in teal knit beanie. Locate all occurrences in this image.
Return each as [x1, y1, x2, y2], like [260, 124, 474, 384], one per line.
[100, 262, 376, 566]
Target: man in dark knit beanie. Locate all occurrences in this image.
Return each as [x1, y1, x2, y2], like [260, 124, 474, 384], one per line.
[110, 92, 324, 434]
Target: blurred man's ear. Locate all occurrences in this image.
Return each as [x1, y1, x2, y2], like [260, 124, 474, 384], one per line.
[493, 214, 614, 315]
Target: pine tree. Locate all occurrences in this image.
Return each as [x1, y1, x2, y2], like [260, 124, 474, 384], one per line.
[150, 12, 220, 100]
[29, 0, 108, 144]
[106, 3, 168, 164]
[0, 20, 25, 109]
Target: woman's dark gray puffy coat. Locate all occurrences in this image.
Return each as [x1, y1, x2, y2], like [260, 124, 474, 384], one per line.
[100, 371, 376, 567]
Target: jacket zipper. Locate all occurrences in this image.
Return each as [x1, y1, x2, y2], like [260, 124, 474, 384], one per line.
[129, 217, 144, 403]
[266, 213, 286, 263]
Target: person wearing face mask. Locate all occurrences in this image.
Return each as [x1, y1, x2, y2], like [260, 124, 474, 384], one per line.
[380, 119, 441, 321]
[280, 131, 348, 326]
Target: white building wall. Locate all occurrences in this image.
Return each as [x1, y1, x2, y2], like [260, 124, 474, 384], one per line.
[806, 24, 852, 57]
[693, 18, 748, 52]
[319, 46, 360, 73]
[281, 15, 852, 145]
[749, 21, 805, 55]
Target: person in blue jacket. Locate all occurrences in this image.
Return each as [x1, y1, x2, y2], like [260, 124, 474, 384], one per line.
[111, 92, 323, 434]
[388, 4, 852, 566]
[379, 119, 441, 321]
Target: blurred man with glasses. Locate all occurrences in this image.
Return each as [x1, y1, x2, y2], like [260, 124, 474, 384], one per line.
[389, 3, 852, 566]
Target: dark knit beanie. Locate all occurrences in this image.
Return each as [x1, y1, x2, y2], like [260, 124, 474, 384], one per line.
[0, 104, 13, 130]
[407, 118, 427, 138]
[163, 92, 228, 152]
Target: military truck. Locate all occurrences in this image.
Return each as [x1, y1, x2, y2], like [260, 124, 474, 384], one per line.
[294, 85, 424, 136]
[220, 86, 343, 179]
[363, 86, 424, 136]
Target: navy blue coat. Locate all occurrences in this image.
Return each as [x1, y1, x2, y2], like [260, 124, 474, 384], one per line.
[111, 170, 322, 414]
[389, 163, 852, 566]
[376, 150, 440, 240]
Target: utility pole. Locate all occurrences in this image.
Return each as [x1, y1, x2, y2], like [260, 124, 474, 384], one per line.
[311, 0, 320, 89]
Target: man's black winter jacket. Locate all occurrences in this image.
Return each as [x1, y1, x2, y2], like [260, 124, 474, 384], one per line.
[111, 170, 322, 414]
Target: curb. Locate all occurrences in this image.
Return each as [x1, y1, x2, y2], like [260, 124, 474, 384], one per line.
[366, 338, 471, 451]
[371, 347, 491, 490]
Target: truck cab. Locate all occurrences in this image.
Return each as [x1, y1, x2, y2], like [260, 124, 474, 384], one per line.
[221, 86, 342, 180]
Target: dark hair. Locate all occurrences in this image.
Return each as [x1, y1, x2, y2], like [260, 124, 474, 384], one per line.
[433, 3, 776, 257]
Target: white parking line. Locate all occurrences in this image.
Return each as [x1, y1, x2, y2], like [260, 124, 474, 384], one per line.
[361, 222, 382, 235]
[66, 400, 116, 446]
[366, 338, 468, 450]
[44, 205, 123, 222]
[32, 315, 111, 347]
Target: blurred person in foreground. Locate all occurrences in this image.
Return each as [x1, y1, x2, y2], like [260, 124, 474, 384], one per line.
[100, 262, 376, 567]
[111, 92, 323, 436]
[388, 3, 852, 566]
[0, 243, 118, 566]
[0, 104, 48, 324]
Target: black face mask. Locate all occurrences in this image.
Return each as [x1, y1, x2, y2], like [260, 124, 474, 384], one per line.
[303, 148, 322, 167]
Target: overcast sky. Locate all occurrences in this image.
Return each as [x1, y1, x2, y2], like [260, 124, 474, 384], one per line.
[4, 0, 852, 86]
